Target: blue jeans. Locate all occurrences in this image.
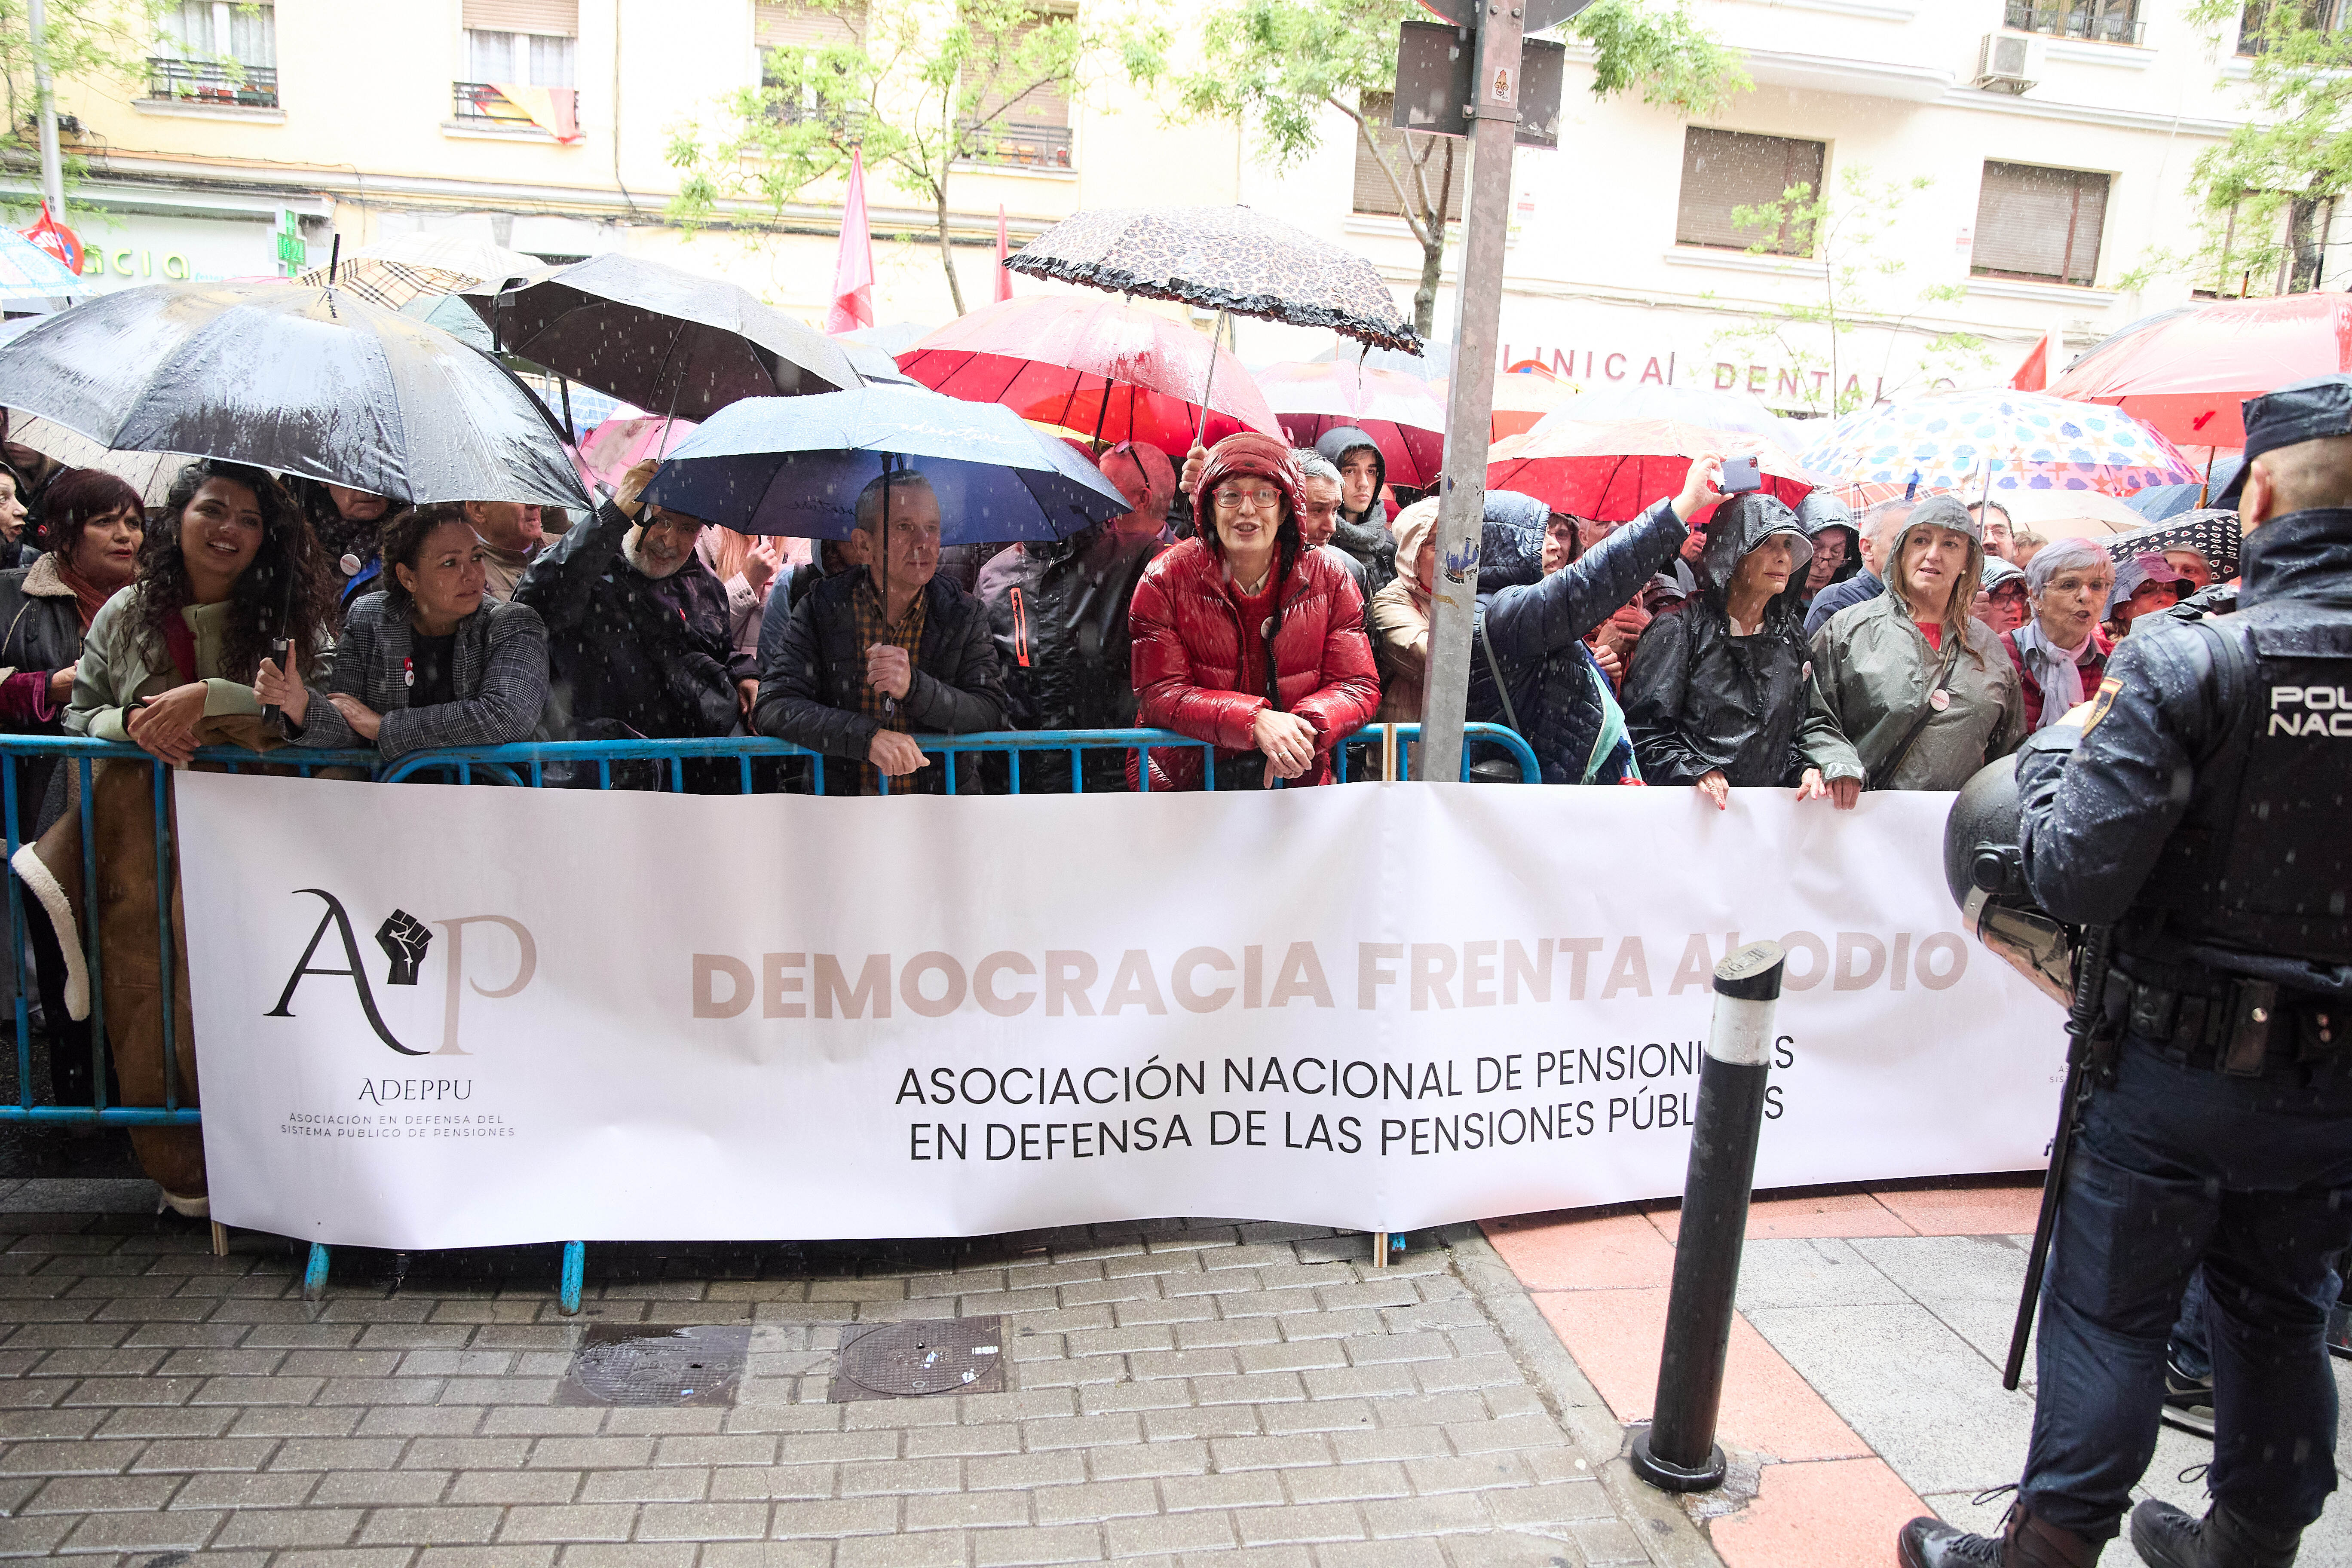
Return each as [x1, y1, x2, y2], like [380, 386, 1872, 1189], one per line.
[2020, 1039, 2352, 1543]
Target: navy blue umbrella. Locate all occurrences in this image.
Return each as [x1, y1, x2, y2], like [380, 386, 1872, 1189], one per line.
[2127, 453, 2242, 522]
[639, 385, 1130, 542]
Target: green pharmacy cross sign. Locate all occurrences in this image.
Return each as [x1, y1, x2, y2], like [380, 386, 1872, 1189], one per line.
[276, 211, 306, 277]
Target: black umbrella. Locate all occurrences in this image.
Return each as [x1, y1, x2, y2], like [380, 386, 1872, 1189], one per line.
[476, 253, 862, 423]
[0, 280, 591, 508]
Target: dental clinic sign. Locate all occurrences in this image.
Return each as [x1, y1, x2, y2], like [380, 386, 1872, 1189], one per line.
[178, 777, 2061, 1250]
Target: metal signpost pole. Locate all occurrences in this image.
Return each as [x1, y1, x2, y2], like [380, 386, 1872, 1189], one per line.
[27, 0, 66, 218]
[1415, 1, 1525, 787]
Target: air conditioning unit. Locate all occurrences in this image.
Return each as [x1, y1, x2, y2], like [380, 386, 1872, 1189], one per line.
[1975, 31, 2044, 95]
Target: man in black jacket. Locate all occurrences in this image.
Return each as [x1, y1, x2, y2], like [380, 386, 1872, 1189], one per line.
[514, 458, 745, 753]
[754, 469, 1006, 794]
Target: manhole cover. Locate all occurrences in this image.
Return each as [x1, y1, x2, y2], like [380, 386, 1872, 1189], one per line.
[554, 1323, 750, 1407]
[830, 1315, 1005, 1402]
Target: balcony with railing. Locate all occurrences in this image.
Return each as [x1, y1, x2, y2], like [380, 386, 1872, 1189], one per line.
[451, 81, 583, 141]
[145, 57, 279, 109]
[956, 121, 1072, 171]
[2003, 1, 2146, 46]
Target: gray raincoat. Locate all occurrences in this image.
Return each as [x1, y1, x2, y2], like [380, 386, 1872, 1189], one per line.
[1808, 500, 2026, 790]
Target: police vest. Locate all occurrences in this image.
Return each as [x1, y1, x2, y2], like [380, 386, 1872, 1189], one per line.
[2141, 608, 2352, 967]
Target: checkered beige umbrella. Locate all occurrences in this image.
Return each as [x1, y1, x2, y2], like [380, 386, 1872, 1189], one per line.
[295, 233, 548, 312]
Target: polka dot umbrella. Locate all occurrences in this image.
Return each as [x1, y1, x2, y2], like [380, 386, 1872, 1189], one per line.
[1796, 389, 2197, 500]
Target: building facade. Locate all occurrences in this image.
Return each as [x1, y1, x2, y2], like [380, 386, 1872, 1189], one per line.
[1250, 0, 2288, 415]
[13, 0, 2298, 419]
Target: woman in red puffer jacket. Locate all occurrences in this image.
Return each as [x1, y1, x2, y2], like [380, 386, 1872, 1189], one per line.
[1128, 432, 1381, 790]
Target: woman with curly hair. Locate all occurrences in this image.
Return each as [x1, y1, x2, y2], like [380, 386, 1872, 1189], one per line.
[45, 459, 332, 1217]
[68, 459, 332, 765]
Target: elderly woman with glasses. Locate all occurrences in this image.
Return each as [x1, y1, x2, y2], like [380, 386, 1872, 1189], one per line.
[1128, 432, 1379, 790]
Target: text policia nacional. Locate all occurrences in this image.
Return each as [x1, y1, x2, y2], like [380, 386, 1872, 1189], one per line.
[688, 931, 1969, 1164]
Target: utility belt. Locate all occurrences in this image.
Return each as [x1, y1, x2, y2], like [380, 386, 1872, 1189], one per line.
[2108, 952, 2344, 1077]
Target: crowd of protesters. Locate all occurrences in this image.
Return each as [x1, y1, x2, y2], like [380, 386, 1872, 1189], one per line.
[0, 422, 2239, 805]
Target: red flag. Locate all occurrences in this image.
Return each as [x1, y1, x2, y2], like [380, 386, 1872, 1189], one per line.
[995, 204, 1013, 304]
[21, 202, 82, 274]
[2010, 328, 2055, 392]
[825, 150, 876, 334]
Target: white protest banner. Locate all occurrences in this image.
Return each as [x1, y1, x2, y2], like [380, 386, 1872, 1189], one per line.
[176, 775, 2062, 1250]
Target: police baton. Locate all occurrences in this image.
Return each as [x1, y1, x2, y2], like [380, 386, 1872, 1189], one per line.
[1630, 941, 1787, 1493]
[2003, 922, 2113, 1390]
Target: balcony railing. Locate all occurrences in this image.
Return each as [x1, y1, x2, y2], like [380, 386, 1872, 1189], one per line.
[145, 56, 279, 108]
[956, 120, 1072, 170]
[452, 81, 583, 126]
[2003, 2, 2147, 45]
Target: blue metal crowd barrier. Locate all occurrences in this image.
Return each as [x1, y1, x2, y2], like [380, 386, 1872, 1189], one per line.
[0, 723, 1537, 1306]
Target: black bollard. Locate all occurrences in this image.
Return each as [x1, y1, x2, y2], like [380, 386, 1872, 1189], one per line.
[1629, 940, 1788, 1494]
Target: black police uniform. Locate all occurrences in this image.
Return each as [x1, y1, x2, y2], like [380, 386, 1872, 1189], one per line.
[1903, 377, 2352, 1568]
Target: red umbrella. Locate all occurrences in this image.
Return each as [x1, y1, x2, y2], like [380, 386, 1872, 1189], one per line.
[1486, 419, 1819, 521]
[2049, 291, 2352, 450]
[896, 293, 1282, 458]
[1256, 360, 1446, 487]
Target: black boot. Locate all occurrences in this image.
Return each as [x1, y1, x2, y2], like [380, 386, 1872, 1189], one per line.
[2130, 1499, 2300, 1568]
[1900, 1504, 2103, 1568]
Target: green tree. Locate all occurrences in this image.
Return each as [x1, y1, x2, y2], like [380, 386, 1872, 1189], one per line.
[1173, 0, 1748, 338]
[667, 0, 1167, 316]
[1706, 167, 1990, 417]
[0, 0, 160, 206]
[2181, 0, 2352, 294]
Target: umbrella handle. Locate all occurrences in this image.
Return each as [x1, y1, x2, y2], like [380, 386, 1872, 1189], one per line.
[260, 637, 291, 726]
[1194, 308, 1228, 451]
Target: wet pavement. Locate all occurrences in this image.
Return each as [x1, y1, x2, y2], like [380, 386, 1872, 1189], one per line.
[1489, 1177, 2352, 1568]
[0, 1173, 1715, 1567]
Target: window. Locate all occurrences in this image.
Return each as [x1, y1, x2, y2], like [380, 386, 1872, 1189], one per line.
[1676, 129, 1824, 256]
[958, 7, 1075, 169]
[2003, 2, 2143, 45]
[149, 1, 277, 107]
[757, 0, 867, 62]
[756, 1, 869, 129]
[1352, 93, 1466, 221]
[1972, 162, 2109, 286]
[2239, 0, 2345, 54]
[461, 0, 577, 86]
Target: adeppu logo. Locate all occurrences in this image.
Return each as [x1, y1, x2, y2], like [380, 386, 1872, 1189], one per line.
[266, 888, 536, 1056]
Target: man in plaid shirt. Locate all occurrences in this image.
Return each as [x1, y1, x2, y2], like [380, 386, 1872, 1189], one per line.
[753, 470, 1006, 793]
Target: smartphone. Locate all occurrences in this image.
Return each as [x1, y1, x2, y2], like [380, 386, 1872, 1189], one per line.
[1720, 453, 1763, 494]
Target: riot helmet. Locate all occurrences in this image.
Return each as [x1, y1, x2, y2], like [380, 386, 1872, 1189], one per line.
[1945, 756, 2076, 1006]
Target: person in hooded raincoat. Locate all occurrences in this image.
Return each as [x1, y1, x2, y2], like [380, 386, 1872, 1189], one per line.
[1314, 426, 1397, 599]
[1810, 494, 2025, 791]
[1620, 493, 1862, 810]
[1795, 490, 1862, 621]
[1127, 433, 1378, 791]
[1467, 463, 1723, 785]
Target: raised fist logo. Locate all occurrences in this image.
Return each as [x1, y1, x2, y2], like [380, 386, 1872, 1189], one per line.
[1443, 534, 1481, 587]
[376, 910, 432, 986]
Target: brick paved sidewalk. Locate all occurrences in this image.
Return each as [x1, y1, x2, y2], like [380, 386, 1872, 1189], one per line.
[0, 1177, 1719, 1568]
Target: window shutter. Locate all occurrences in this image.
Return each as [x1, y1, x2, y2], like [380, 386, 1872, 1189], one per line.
[1676, 129, 1824, 255]
[1352, 95, 1466, 221]
[462, 0, 578, 37]
[967, 10, 1074, 127]
[756, 0, 867, 50]
[1972, 162, 2110, 285]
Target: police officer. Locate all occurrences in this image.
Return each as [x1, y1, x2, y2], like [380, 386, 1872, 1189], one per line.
[1902, 375, 2352, 1568]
